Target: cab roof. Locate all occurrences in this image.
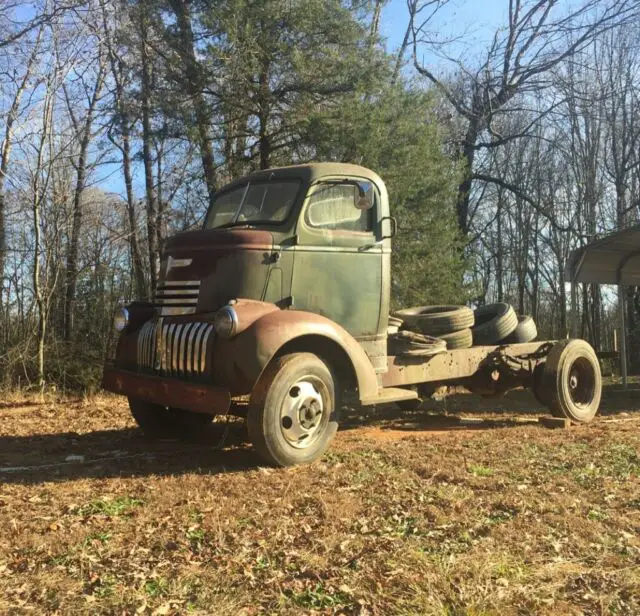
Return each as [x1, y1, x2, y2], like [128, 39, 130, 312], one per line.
[219, 162, 385, 193]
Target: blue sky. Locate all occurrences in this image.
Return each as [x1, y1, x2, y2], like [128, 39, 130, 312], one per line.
[381, 0, 508, 68]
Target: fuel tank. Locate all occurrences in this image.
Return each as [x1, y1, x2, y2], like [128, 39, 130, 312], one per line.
[155, 228, 277, 315]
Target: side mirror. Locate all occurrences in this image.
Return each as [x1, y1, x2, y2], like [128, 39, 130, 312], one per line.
[354, 182, 374, 210]
[381, 216, 397, 240]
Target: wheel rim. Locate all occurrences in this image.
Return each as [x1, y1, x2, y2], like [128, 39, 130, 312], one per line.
[280, 377, 327, 449]
[568, 357, 596, 408]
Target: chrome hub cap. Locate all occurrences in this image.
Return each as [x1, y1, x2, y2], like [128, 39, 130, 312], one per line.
[280, 379, 325, 449]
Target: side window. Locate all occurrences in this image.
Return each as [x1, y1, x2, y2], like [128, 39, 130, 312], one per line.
[306, 182, 374, 233]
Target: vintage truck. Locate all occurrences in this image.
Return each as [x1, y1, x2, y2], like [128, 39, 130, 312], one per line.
[102, 163, 602, 466]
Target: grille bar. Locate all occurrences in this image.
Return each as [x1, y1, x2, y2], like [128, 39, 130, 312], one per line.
[153, 279, 200, 316]
[137, 319, 214, 377]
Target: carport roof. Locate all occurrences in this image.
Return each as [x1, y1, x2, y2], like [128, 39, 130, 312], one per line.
[565, 223, 640, 285]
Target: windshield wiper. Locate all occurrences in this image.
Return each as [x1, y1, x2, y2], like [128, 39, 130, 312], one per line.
[214, 221, 253, 230]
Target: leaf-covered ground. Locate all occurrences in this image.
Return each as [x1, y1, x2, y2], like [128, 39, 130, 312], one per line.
[0, 386, 639, 615]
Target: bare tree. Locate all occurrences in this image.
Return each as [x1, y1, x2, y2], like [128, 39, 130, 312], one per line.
[0, 27, 43, 305]
[31, 73, 58, 390]
[412, 0, 639, 236]
[101, 0, 148, 299]
[0, 1, 82, 49]
[59, 20, 107, 341]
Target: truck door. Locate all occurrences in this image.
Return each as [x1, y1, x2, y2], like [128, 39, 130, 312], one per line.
[290, 178, 383, 340]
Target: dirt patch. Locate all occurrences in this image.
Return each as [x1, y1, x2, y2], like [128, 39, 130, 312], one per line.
[1, 387, 639, 615]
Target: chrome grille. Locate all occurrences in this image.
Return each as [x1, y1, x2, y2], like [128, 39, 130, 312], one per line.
[137, 318, 214, 376]
[153, 280, 200, 316]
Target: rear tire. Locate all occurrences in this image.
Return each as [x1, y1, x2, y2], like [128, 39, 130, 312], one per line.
[247, 353, 338, 467]
[531, 362, 551, 407]
[543, 340, 602, 423]
[128, 398, 214, 438]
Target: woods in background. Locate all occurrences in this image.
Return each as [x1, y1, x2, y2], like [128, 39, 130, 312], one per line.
[0, 0, 638, 391]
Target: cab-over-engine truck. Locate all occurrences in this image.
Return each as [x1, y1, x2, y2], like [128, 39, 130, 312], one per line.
[103, 163, 602, 466]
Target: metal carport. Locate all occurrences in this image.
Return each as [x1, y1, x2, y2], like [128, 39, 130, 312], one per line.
[565, 222, 640, 387]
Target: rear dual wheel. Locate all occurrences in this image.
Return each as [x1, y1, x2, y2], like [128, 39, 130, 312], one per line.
[247, 353, 338, 467]
[539, 339, 602, 423]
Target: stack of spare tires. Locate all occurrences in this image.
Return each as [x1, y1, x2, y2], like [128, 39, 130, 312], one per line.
[393, 302, 538, 350]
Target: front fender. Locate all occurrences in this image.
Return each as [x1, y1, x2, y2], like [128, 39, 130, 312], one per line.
[213, 304, 379, 400]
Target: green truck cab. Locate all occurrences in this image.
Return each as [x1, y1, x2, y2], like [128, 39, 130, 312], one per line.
[103, 163, 602, 466]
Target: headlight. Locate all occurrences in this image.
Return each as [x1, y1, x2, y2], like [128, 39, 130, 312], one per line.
[113, 306, 130, 332]
[213, 305, 238, 339]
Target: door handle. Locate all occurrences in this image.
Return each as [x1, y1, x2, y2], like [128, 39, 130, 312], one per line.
[358, 241, 383, 252]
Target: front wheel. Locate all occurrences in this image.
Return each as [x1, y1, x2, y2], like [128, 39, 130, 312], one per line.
[543, 339, 602, 423]
[128, 398, 214, 438]
[247, 353, 338, 467]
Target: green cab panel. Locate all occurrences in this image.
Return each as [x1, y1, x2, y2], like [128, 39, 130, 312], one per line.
[290, 177, 383, 338]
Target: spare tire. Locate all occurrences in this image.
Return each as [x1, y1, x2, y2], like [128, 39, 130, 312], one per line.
[502, 315, 537, 343]
[388, 329, 447, 357]
[438, 328, 473, 350]
[393, 305, 474, 336]
[472, 303, 518, 345]
[387, 315, 403, 335]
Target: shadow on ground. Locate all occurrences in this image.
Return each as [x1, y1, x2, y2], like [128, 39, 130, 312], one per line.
[0, 421, 261, 485]
[340, 383, 640, 432]
[1, 384, 637, 485]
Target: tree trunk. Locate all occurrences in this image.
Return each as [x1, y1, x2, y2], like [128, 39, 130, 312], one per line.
[102, 2, 147, 300]
[156, 135, 165, 259]
[32, 77, 54, 392]
[121, 114, 147, 299]
[558, 271, 567, 338]
[496, 192, 503, 302]
[167, 0, 217, 205]
[64, 142, 87, 341]
[370, 0, 383, 39]
[63, 57, 105, 341]
[457, 120, 479, 236]
[258, 56, 271, 170]
[139, 13, 158, 293]
[392, 0, 417, 85]
[0, 29, 41, 307]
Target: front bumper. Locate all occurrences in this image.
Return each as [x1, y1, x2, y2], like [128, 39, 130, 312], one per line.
[102, 365, 231, 415]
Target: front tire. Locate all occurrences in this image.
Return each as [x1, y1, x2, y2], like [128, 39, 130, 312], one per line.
[128, 397, 214, 438]
[247, 353, 338, 467]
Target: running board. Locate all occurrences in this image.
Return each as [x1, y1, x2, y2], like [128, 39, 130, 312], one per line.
[360, 387, 418, 406]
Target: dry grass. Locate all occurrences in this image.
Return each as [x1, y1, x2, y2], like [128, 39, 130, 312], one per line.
[1, 386, 639, 615]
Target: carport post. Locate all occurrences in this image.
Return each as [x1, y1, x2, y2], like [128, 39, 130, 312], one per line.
[570, 281, 578, 338]
[618, 284, 628, 388]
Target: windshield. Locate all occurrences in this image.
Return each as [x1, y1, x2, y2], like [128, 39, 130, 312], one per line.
[204, 180, 301, 229]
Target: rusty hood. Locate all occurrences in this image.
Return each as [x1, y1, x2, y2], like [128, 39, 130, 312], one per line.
[157, 228, 275, 314]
